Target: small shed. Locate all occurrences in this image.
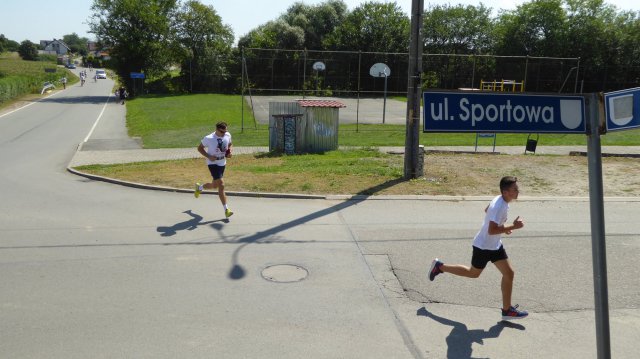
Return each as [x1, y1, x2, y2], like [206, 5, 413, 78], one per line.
[269, 99, 345, 154]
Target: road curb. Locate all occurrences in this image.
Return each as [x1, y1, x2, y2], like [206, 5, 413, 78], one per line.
[66, 166, 326, 200]
[66, 166, 640, 202]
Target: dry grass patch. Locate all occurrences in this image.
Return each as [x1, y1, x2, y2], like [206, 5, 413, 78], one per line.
[75, 151, 640, 197]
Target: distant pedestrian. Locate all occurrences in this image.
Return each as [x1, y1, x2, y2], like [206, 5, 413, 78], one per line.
[61, 77, 67, 89]
[117, 87, 127, 105]
[194, 121, 234, 218]
[428, 176, 528, 321]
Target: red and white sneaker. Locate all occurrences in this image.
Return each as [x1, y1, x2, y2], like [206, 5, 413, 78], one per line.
[501, 304, 528, 320]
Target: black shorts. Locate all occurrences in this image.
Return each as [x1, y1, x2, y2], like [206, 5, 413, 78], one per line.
[471, 245, 508, 269]
[208, 164, 226, 180]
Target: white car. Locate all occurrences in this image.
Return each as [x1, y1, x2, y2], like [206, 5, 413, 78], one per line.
[96, 70, 107, 79]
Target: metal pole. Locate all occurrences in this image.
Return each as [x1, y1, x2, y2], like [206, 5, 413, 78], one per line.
[586, 92, 611, 359]
[524, 55, 529, 90]
[404, 0, 424, 179]
[241, 49, 244, 132]
[471, 55, 476, 88]
[357, 51, 362, 132]
[303, 50, 307, 99]
[575, 58, 581, 93]
[383, 73, 387, 124]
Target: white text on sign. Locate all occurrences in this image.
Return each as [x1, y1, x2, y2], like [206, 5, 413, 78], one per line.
[430, 98, 555, 128]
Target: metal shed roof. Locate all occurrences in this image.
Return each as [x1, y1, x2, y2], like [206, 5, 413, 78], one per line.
[296, 100, 346, 108]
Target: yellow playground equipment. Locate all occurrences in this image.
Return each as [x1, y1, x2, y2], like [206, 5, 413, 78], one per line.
[480, 79, 525, 92]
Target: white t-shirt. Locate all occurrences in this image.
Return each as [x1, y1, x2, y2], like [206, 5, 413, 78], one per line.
[472, 195, 509, 250]
[201, 131, 232, 166]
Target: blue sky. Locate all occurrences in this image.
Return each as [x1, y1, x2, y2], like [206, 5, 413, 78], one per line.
[1, 0, 638, 44]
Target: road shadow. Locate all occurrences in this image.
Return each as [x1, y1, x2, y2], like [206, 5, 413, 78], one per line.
[417, 307, 525, 359]
[39, 95, 113, 105]
[156, 210, 225, 237]
[227, 177, 408, 280]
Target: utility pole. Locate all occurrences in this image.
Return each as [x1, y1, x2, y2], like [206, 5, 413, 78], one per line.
[404, 0, 424, 179]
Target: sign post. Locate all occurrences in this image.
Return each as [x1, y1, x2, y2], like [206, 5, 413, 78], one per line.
[586, 92, 611, 359]
[130, 72, 145, 97]
[424, 89, 620, 359]
[370, 63, 391, 124]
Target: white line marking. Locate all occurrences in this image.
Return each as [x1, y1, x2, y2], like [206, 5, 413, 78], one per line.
[83, 95, 113, 143]
[0, 91, 61, 119]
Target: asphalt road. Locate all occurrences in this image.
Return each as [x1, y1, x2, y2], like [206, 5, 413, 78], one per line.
[1, 72, 638, 358]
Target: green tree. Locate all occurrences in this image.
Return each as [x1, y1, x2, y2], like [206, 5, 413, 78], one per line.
[175, 0, 234, 92]
[423, 4, 494, 55]
[89, 0, 178, 89]
[18, 40, 39, 60]
[422, 4, 495, 89]
[324, 2, 409, 53]
[0, 34, 7, 53]
[564, 0, 621, 90]
[238, 19, 305, 50]
[493, 0, 567, 56]
[280, 0, 348, 50]
[613, 10, 640, 87]
[63, 33, 89, 56]
[1, 36, 19, 52]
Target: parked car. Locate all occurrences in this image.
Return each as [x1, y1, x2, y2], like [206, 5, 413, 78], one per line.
[96, 70, 107, 79]
[65, 63, 76, 69]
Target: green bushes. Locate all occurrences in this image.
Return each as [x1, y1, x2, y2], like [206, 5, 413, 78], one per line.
[0, 52, 70, 106]
[0, 76, 40, 104]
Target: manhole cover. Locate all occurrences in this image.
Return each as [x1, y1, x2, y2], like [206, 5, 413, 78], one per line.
[261, 264, 308, 283]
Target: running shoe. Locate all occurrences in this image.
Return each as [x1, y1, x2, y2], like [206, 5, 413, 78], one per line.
[501, 304, 528, 320]
[225, 208, 234, 218]
[428, 258, 443, 281]
[194, 183, 201, 198]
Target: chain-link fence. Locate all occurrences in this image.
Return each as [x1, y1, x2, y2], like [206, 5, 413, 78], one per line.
[241, 48, 581, 97]
[237, 48, 582, 132]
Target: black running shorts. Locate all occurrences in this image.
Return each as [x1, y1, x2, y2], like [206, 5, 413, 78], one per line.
[208, 164, 226, 180]
[471, 245, 508, 269]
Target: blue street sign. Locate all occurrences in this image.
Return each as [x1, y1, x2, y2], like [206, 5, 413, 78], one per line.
[604, 87, 640, 132]
[423, 91, 586, 133]
[130, 72, 145, 79]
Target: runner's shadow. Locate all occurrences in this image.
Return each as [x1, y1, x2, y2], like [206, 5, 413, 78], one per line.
[417, 307, 525, 359]
[156, 210, 223, 237]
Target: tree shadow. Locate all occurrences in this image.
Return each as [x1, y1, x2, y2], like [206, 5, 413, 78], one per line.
[417, 307, 525, 359]
[156, 210, 225, 237]
[39, 95, 113, 105]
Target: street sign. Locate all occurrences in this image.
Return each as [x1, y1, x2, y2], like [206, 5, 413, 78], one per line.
[423, 91, 586, 133]
[604, 87, 640, 131]
[130, 72, 145, 79]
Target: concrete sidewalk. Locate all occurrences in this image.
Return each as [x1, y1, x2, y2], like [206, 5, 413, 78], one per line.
[69, 144, 640, 167]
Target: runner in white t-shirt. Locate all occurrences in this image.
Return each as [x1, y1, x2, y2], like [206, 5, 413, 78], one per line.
[428, 176, 528, 321]
[194, 121, 234, 218]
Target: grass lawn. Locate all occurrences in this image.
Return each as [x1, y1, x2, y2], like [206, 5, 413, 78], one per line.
[126, 93, 640, 149]
[0, 52, 77, 103]
[77, 92, 640, 196]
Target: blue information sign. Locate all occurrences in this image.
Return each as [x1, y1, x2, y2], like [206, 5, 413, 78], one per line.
[604, 87, 640, 132]
[130, 72, 145, 79]
[423, 91, 586, 133]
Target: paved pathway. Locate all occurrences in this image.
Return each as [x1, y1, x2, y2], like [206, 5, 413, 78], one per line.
[69, 145, 640, 166]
